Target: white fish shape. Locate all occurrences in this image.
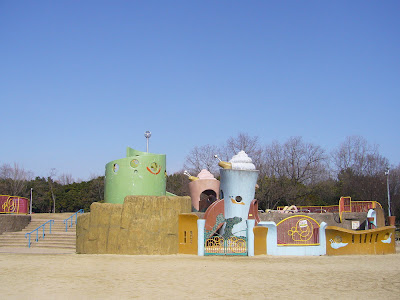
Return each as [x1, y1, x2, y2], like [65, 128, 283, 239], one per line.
[329, 239, 348, 249]
[381, 233, 392, 244]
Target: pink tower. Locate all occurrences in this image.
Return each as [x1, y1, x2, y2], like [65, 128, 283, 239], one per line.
[187, 169, 220, 212]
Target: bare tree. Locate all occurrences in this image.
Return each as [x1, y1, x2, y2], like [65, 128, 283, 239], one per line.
[332, 135, 388, 176]
[57, 173, 74, 185]
[183, 144, 220, 176]
[263, 137, 328, 185]
[333, 136, 389, 202]
[0, 163, 33, 195]
[183, 133, 264, 176]
[257, 137, 328, 208]
[262, 141, 285, 178]
[220, 133, 264, 172]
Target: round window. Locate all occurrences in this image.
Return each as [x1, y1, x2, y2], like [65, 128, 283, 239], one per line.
[130, 159, 139, 168]
[150, 162, 159, 172]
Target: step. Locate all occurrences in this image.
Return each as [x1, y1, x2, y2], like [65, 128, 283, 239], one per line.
[0, 244, 76, 250]
[24, 229, 76, 232]
[30, 213, 77, 221]
[1, 230, 76, 236]
[25, 222, 76, 227]
[0, 242, 29, 247]
[30, 242, 76, 248]
[0, 236, 76, 243]
[0, 232, 76, 238]
[0, 214, 80, 252]
[0, 232, 75, 237]
[0, 240, 76, 248]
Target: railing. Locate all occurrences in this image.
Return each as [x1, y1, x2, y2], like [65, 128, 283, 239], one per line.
[63, 209, 84, 232]
[277, 201, 383, 214]
[25, 220, 55, 248]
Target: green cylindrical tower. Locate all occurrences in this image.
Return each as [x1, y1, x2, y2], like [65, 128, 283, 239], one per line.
[104, 147, 166, 204]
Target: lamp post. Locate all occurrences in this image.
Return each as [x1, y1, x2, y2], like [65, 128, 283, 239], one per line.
[144, 131, 151, 152]
[30, 188, 33, 214]
[385, 169, 391, 217]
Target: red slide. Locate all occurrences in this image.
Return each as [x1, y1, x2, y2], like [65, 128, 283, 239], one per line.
[203, 199, 260, 231]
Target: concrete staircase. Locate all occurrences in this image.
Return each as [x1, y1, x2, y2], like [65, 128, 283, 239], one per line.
[0, 213, 77, 254]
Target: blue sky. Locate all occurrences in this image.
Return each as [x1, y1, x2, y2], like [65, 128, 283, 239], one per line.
[1, 1, 399, 180]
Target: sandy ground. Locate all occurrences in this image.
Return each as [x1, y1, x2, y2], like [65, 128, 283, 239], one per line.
[1, 248, 400, 300]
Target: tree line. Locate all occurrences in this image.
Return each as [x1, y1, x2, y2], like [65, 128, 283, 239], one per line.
[0, 164, 104, 213]
[1, 133, 399, 220]
[174, 134, 400, 219]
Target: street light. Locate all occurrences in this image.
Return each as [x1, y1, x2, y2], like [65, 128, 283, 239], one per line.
[30, 188, 33, 214]
[385, 169, 391, 217]
[144, 131, 151, 152]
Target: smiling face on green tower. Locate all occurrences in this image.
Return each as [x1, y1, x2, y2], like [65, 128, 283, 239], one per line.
[147, 162, 162, 175]
[129, 159, 162, 175]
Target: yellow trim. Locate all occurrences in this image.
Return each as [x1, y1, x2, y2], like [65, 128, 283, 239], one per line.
[278, 243, 319, 246]
[326, 225, 396, 233]
[276, 214, 320, 226]
[277, 205, 338, 210]
[230, 198, 245, 205]
[351, 201, 383, 210]
[339, 196, 351, 223]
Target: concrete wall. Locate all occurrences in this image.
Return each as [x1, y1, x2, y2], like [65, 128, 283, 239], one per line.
[0, 215, 31, 234]
[76, 195, 191, 255]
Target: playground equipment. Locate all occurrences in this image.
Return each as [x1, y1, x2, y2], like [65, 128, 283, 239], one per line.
[74, 137, 395, 257]
[185, 169, 219, 212]
[195, 151, 259, 256]
[104, 147, 167, 204]
[178, 151, 396, 256]
[0, 195, 29, 214]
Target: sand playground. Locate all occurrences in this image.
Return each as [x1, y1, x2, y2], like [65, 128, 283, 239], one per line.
[1, 246, 399, 300]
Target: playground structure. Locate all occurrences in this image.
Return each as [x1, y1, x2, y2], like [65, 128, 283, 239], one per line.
[185, 169, 219, 212]
[104, 147, 170, 204]
[0, 195, 29, 214]
[77, 146, 189, 255]
[76, 195, 190, 255]
[75, 143, 395, 256]
[179, 151, 396, 256]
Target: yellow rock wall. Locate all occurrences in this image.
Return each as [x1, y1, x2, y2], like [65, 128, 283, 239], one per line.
[76, 195, 191, 255]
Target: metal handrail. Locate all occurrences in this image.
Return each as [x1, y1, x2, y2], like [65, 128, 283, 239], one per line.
[25, 220, 54, 248]
[63, 209, 84, 232]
